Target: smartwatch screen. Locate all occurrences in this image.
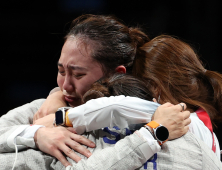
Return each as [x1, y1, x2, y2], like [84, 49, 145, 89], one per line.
[56, 110, 64, 125]
[156, 126, 169, 141]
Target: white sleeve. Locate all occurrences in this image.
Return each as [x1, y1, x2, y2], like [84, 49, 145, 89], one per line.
[0, 99, 45, 152]
[18, 125, 44, 138]
[66, 129, 161, 170]
[67, 95, 160, 134]
[7, 125, 44, 150]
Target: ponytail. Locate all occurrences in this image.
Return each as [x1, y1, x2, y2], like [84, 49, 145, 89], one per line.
[203, 70, 222, 122]
[129, 27, 150, 49]
[128, 27, 150, 78]
[138, 35, 222, 124]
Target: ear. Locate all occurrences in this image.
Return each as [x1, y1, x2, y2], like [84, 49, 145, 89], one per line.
[150, 86, 161, 101]
[115, 65, 126, 74]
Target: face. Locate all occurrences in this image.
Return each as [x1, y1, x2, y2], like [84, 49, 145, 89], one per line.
[57, 37, 104, 107]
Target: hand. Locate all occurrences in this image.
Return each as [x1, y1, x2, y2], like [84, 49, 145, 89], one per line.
[34, 126, 96, 167]
[152, 102, 191, 140]
[34, 114, 55, 128]
[33, 91, 67, 123]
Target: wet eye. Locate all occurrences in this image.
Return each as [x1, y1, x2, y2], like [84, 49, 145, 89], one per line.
[58, 70, 65, 76]
[74, 74, 85, 79]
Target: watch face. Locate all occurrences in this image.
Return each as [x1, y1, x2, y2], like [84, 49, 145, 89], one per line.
[56, 110, 64, 125]
[155, 126, 169, 141]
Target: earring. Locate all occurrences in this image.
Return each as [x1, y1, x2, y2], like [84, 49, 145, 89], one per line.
[157, 91, 161, 103]
[152, 98, 157, 103]
[157, 95, 160, 103]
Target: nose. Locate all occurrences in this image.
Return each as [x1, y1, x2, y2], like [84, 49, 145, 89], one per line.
[63, 75, 75, 94]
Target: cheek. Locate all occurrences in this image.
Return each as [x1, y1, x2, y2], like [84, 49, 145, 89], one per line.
[78, 78, 99, 97]
[57, 74, 64, 90]
[78, 81, 93, 96]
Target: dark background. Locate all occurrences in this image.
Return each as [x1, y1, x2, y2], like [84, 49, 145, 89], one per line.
[1, 0, 222, 148]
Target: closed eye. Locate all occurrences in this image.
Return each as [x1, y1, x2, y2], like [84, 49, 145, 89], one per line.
[58, 70, 65, 76]
[73, 74, 86, 79]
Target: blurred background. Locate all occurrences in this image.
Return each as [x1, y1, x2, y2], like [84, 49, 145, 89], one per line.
[1, 0, 222, 147]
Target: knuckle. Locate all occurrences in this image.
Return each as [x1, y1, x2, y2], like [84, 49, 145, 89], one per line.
[65, 148, 74, 155]
[71, 142, 81, 150]
[57, 154, 63, 160]
[75, 135, 84, 142]
[179, 114, 184, 119]
[48, 145, 57, 151]
[172, 106, 179, 112]
[55, 133, 66, 141]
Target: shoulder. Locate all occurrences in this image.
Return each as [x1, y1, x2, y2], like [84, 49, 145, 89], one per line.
[155, 132, 222, 170]
[29, 98, 46, 109]
[5, 98, 46, 117]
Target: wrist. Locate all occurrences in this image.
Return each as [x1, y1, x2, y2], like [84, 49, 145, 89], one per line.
[65, 110, 72, 127]
[144, 121, 169, 145]
[54, 107, 72, 127]
[34, 127, 44, 147]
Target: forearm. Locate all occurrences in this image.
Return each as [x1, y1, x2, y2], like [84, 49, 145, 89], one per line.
[67, 95, 159, 134]
[67, 131, 160, 170]
[0, 99, 45, 152]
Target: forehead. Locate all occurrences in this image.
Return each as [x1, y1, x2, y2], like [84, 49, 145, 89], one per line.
[59, 37, 96, 69]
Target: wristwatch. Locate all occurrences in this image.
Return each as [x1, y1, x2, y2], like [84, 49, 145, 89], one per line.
[54, 107, 72, 127]
[144, 121, 169, 145]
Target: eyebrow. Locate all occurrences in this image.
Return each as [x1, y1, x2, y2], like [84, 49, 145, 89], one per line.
[58, 62, 88, 71]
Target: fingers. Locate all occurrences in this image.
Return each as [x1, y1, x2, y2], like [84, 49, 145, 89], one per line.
[161, 102, 174, 107]
[53, 149, 72, 167]
[177, 103, 187, 111]
[33, 114, 37, 123]
[183, 117, 191, 126]
[183, 110, 191, 120]
[66, 140, 92, 159]
[70, 133, 96, 148]
[58, 143, 82, 163]
[184, 125, 190, 133]
[67, 127, 77, 134]
[33, 111, 40, 123]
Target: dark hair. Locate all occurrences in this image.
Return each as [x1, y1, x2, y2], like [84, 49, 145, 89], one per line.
[66, 14, 149, 75]
[140, 35, 222, 123]
[82, 74, 153, 103]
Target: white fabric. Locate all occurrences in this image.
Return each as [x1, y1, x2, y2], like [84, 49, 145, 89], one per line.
[189, 112, 220, 159]
[68, 95, 158, 134]
[15, 95, 220, 159]
[18, 125, 44, 138]
[6, 125, 44, 152]
[133, 129, 161, 160]
[67, 95, 220, 159]
[7, 125, 30, 150]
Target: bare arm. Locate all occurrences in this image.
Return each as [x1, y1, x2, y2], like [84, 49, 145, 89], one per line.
[33, 90, 66, 122]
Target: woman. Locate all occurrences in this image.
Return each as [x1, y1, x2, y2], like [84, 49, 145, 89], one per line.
[139, 35, 222, 157]
[56, 34, 222, 157]
[49, 35, 222, 169]
[65, 35, 222, 158]
[36, 31, 222, 168]
[0, 14, 190, 170]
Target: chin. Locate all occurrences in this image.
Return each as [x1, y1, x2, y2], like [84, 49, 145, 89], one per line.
[68, 100, 83, 107]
